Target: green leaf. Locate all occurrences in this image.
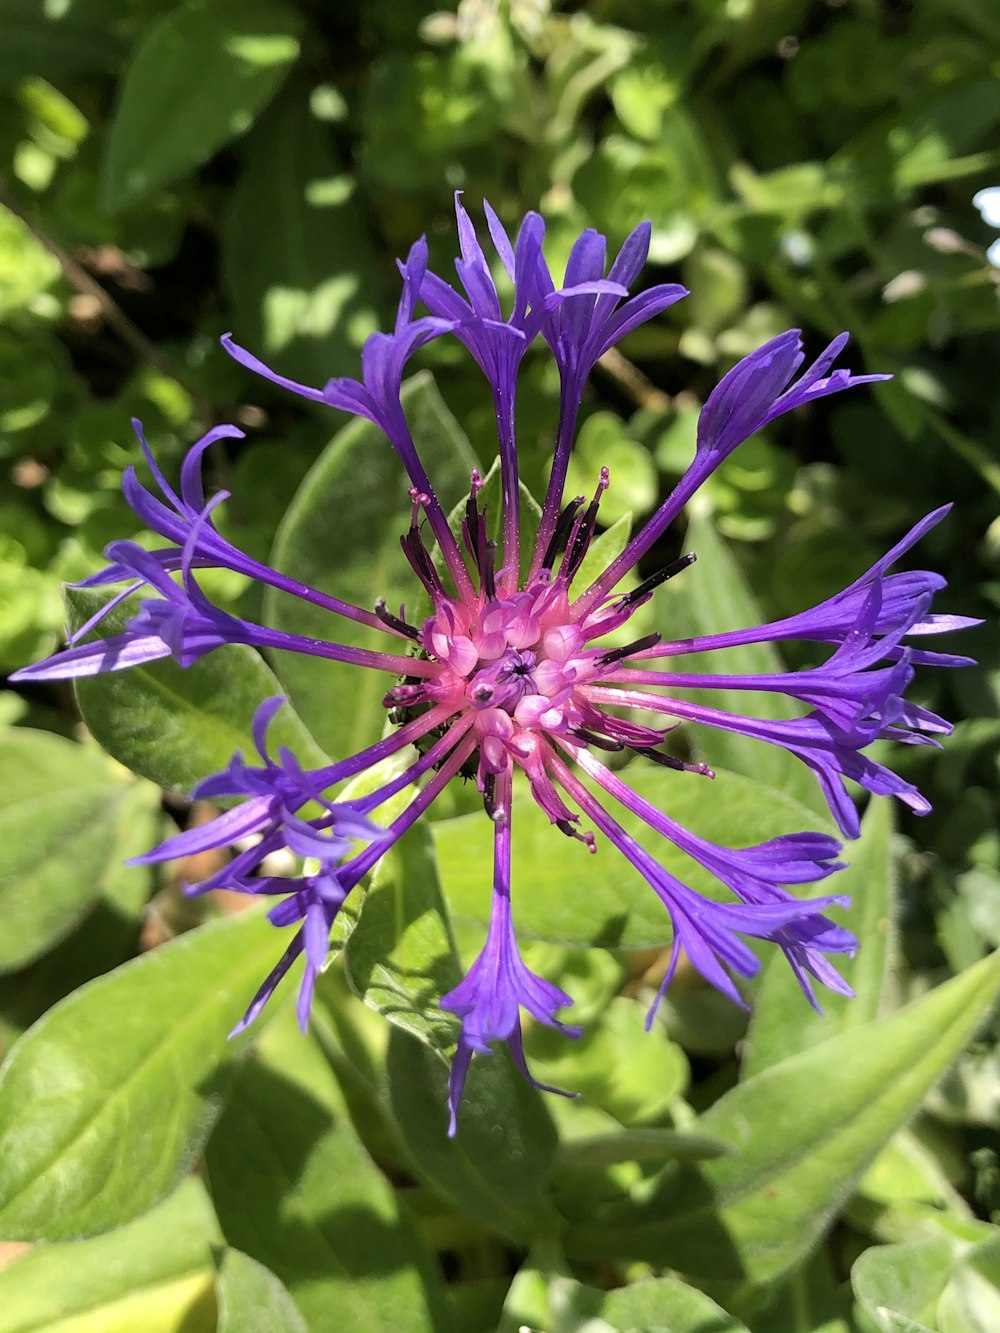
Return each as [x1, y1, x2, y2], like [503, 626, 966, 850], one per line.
[223, 83, 380, 389]
[102, 0, 302, 211]
[204, 1007, 454, 1333]
[562, 950, 1000, 1287]
[0, 780, 157, 1054]
[527, 996, 689, 1126]
[344, 823, 462, 1053]
[853, 1235, 958, 1333]
[550, 1273, 750, 1333]
[0, 0, 123, 89]
[556, 1126, 731, 1169]
[263, 371, 478, 759]
[215, 1249, 308, 1333]
[0, 730, 152, 973]
[657, 511, 828, 815]
[66, 586, 326, 793]
[753, 1248, 855, 1333]
[0, 1177, 220, 1333]
[742, 797, 895, 1078]
[564, 412, 658, 528]
[0, 907, 281, 1240]
[385, 1027, 558, 1242]
[853, 1226, 1000, 1333]
[433, 763, 836, 949]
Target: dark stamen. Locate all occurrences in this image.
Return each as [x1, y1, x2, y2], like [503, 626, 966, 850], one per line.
[557, 818, 597, 852]
[632, 746, 715, 777]
[616, 553, 697, 609]
[571, 726, 625, 752]
[482, 539, 497, 601]
[461, 470, 498, 601]
[599, 632, 661, 666]
[375, 597, 421, 641]
[400, 527, 445, 599]
[482, 772, 497, 819]
[540, 496, 584, 572]
[563, 467, 610, 580]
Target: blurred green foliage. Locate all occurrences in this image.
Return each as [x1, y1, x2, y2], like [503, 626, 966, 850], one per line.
[1, 0, 1000, 1329]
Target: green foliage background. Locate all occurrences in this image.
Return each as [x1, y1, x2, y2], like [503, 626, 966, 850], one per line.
[1, 1, 999, 1330]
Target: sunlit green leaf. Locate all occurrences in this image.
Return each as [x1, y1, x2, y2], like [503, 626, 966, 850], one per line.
[0, 729, 153, 973]
[102, 0, 302, 210]
[563, 951, 1000, 1286]
[345, 824, 462, 1053]
[385, 1027, 557, 1242]
[433, 763, 837, 949]
[66, 587, 327, 793]
[205, 1007, 454, 1333]
[0, 1177, 220, 1333]
[0, 908, 280, 1240]
[743, 798, 895, 1078]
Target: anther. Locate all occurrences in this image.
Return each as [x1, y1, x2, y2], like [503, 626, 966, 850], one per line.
[374, 597, 421, 641]
[563, 468, 611, 580]
[482, 772, 497, 818]
[482, 539, 498, 601]
[598, 632, 661, 666]
[571, 726, 625, 752]
[634, 746, 715, 777]
[557, 818, 597, 852]
[616, 553, 697, 610]
[540, 496, 584, 572]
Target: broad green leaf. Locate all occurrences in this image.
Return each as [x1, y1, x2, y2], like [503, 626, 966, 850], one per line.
[853, 1235, 959, 1333]
[0, 0, 123, 88]
[0, 730, 151, 972]
[751, 1248, 855, 1333]
[386, 1027, 557, 1242]
[215, 1250, 307, 1333]
[550, 1273, 750, 1333]
[204, 1007, 454, 1333]
[562, 950, 1000, 1286]
[527, 996, 689, 1125]
[556, 1127, 731, 1169]
[656, 511, 827, 814]
[564, 411, 658, 527]
[0, 1177, 220, 1333]
[743, 798, 896, 1078]
[854, 1226, 1000, 1333]
[497, 1260, 749, 1333]
[0, 779, 158, 1055]
[862, 1130, 965, 1213]
[344, 823, 462, 1053]
[938, 1231, 1000, 1333]
[0, 907, 281, 1240]
[224, 83, 380, 389]
[433, 763, 837, 949]
[102, 0, 302, 211]
[66, 586, 326, 793]
[263, 372, 478, 759]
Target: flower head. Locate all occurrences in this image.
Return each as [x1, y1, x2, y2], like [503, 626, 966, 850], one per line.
[13, 200, 976, 1135]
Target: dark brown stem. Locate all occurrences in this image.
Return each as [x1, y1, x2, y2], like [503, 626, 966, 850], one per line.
[0, 178, 212, 420]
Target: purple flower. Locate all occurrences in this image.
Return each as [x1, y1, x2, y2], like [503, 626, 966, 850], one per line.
[12, 201, 976, 1135]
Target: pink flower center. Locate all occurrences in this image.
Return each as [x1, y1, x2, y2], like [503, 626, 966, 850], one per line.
[419, 578, 597, 769]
